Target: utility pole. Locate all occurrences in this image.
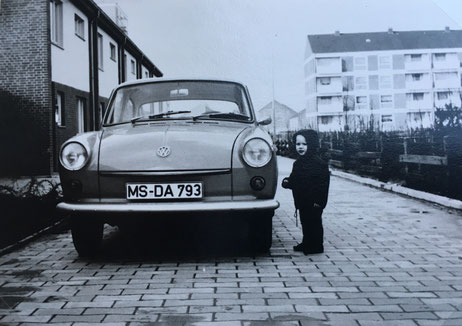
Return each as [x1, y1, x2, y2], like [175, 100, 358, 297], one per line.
[272, 33, 277, 138]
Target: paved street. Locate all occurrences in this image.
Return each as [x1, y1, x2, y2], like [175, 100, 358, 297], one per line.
[1, 156, 462, 325]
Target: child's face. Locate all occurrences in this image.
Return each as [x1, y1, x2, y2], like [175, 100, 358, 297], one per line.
[295, 135, 307, 156]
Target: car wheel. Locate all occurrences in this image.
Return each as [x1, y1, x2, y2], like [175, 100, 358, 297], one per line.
[249, 210, 273, 253]
[71, 215, 104, 257]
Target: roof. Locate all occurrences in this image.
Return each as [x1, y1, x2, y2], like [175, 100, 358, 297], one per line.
[72, 0, 162, 76]
[307, 29, 462, 54]
[118, 78, 248, 88]
[258, 100, 298, 117]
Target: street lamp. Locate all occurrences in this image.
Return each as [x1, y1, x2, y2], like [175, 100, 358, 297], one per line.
[271, 33, 277, 138]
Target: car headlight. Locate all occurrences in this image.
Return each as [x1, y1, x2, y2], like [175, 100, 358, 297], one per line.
[60, 142, 89, 171]
[242, 138, 272, 168]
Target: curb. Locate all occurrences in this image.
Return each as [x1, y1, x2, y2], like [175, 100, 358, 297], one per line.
[331, 169, 462, 210]
[0, 218, 69, 257]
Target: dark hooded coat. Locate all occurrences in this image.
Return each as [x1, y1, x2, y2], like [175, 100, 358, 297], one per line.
[284, 130, 330, 210]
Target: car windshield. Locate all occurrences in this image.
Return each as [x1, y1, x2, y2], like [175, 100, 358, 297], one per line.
[104, 81, 253, 125]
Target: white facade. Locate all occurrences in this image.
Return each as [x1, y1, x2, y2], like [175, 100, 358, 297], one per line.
[124, 51, 137, 82]
[304, 38, 462, 132]
[141, 65, 150, 79]
[97, 27, 119, 98]
[51, 2, 90, 92]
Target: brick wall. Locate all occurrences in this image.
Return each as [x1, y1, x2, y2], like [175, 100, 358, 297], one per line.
[0, 0, 52, 176]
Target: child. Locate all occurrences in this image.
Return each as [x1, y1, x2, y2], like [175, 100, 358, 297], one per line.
[282, 129, 330, 255]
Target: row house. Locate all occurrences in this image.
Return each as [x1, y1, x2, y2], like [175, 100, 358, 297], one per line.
[303, 29, 462, 132]
[0, 0, 162, 176]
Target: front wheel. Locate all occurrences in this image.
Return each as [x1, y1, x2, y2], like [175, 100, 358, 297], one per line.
[71, 215, 104, 257]
[249, 210, 273, 253]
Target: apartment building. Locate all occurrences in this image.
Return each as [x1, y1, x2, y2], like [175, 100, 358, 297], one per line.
[0, 0, 162, 176]
[303, 29, 462, 132]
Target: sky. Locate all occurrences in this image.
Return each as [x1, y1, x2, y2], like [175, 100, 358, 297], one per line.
[104, 0, 462, 113]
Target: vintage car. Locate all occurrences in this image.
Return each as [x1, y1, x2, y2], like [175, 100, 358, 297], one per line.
[56, 79, 279, 256]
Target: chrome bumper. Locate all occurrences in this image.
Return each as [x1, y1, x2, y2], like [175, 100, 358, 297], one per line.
[56, 199, 279, 214]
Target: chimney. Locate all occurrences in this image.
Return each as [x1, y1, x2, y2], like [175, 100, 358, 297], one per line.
[445, 26, 451, 32]
[388, 28, 394, 34]
[334, 30, 340, 36]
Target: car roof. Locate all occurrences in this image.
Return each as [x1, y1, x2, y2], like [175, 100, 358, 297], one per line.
[117, 78, 248, 88]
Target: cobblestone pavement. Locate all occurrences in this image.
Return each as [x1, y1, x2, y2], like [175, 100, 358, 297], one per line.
[1, 156, 462, 325]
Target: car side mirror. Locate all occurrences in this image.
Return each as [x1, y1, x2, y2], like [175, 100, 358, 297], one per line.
[258, 117, 272, 126]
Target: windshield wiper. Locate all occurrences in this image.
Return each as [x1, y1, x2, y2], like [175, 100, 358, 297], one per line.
[192, 112, 250, 121]
[149, 110, 191, 119]
[131, 110, 191, 124]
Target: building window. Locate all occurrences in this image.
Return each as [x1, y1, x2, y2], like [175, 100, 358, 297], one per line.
[410, 54, 422, 62]
[319, 77, 331, 85]
[378, 56, 391, 69]
[50, 0, 63, 46]
[412, 73, 422, 81]
[354, 57, 366, 70]
[320, 116, 331, 125]
[355, 76, 367, 90]
[379, 76, 392, 89]
[380, 95, 393, 108]
[131, 60, 136, 75]
[434, 53, 446, 61]
[55, 92, 65, 126]
[437, 92, 450, 100]
[413, 93, 424, 101]
[319, 96, 331, 105]
[356, 96, 367, 104]
[74, 14, 84, 40]
[110, 43, 116, 61]
[77, 98, 86, 133]
[98, 33, 103, 70]
[381, 114, 393, 123]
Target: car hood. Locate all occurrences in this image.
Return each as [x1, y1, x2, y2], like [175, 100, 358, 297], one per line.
[99, 121, 249, 171]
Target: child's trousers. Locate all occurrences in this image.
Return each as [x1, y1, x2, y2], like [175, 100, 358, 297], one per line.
[300, 207, 324, 251]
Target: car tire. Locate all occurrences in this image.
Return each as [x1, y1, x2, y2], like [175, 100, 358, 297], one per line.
[249, 210, 273, 253]
[71, 215, 104, 257]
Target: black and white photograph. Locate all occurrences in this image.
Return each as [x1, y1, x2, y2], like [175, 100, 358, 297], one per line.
[1, 0, 462, 324]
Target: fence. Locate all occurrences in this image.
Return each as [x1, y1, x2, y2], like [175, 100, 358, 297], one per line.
[277, 130, 462, 201]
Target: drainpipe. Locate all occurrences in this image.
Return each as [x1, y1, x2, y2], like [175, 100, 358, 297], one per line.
[118, 36, 127, 83]
[137, 54, 144, 79]
[88, 12, 99, 131]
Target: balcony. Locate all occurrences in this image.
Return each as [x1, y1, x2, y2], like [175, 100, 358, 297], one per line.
[404, 54, 431, 71]
[406, 93, 432, 110]
[316, 77, 342, 94]
[317, 96, 343, 113]
[316, 57, 342, 75]
[434, 91, 461, 108]
[432, 53, 460, 70]
[433, 72, 460, 89]
[405, 73, 432, 90]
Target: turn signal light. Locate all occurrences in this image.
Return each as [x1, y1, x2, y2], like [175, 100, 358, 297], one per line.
[250, 176, 266, 191]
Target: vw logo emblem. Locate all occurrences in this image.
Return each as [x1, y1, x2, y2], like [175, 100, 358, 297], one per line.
[156, 145, 171, 158]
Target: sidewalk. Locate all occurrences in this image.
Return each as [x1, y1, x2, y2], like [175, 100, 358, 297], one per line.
[1, 156, 462, 325]
[278, 156, 462, 211]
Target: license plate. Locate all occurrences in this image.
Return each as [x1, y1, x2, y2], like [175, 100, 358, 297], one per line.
[126, 183, 203, 200]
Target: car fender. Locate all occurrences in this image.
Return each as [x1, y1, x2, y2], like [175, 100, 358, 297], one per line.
[231, 125, 278, 200]
[59, 131, 102, 201]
